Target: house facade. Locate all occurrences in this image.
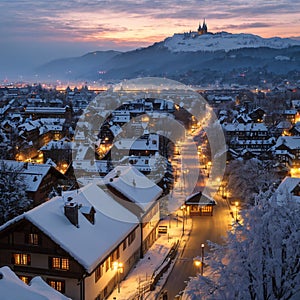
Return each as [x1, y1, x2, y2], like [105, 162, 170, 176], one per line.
[0, 183, 143, 300]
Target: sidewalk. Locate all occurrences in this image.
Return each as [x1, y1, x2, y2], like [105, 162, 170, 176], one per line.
[107, 145, 195, 300]
[107, 214, 192, 300]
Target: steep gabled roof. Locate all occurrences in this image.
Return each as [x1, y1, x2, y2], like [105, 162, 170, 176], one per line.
[0, 183, 139, 274]
[105, 165, 163, 212]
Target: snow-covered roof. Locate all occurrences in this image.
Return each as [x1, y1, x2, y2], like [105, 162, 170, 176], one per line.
[283, 109, 297, 115]
[73, 159, 110, 174]
[0, 160, 57, 192]
[24, 107, 66, 114]
[274, 136, 300, 150]
[114, 134, 159, 151]
[274, 150, 295, 159]
[40, 138, 73, 151]
[276, 120, 292, 129]
[0, 266, 71, 300]
[223, 122, 268, 132]
[291, 99, 300, 109]
[119, 155, 153, 173]
[185, 191, 216, 206]
[105, 165, 162, 212]
[276, 177, 300, 204]
[112, 114, 130, 123]
[0, 183, 139, 274]
[110, 124, 122, 137]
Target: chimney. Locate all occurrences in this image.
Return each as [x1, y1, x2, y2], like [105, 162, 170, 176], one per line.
[64, 201, 79, 227]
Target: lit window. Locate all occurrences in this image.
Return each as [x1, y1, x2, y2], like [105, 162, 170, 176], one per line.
[19, 276, 31, 284]
[47, 279, 65, 293]
[25, 233, 39, 245]
[13, 253, 31, 265]
[50, 257, 69, 270]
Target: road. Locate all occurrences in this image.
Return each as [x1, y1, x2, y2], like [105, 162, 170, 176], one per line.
[161, 197, 232, 299]
[161, 137, 232, 299]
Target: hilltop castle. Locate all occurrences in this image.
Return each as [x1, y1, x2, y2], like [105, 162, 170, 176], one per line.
[197, 19, 208, 35]
[183, 19, 212, 38]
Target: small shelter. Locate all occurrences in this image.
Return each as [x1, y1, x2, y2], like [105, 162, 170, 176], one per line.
[185, 191, 216, 216]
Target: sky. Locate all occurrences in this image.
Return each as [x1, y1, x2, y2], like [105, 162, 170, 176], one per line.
[0, 0, 300, 80]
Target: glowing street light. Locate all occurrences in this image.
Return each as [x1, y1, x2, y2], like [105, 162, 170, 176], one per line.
[113, 261, 124, 293]
[194, 243, 205, 276]
[194, 258, 201, 274]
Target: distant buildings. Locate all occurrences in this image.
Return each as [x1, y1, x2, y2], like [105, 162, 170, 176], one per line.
[0, 159, 65, 206]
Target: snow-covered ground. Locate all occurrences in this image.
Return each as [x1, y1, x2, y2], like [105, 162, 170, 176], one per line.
[164, 31, 300, 53]
[107, 156, 193, 300]
[0, 266, 71, 300]
[107, 216, 192, 300]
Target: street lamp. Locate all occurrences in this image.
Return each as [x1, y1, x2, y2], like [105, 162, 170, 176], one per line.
[113, 261, 123, 293]
[194, 258, 201, 274]
[201, 243, 204, 276]
[181, 205, 186, 235]
[235, 201, 239, 223]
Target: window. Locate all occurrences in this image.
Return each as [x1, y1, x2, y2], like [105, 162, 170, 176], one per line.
[19, 276, 32, 284]
[123, 239, 127, 251]
[105, 258, 109, 272]
[25, 233, 39, 245]
[13, 253, 31, 265]
[128, 230, 136, 246]
[95, 264, 104, 282]
[47, 279, 65, 293]
[112, 247, 120, 262]
[49, 257, 69, 270]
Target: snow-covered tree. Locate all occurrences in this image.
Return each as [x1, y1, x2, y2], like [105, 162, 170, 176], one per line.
[226, 158, 278, 205]
[183, 191, 300, 300]
[0, 162, 33, 224]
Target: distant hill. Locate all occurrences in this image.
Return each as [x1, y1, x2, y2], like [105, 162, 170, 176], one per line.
[36, 50, 121, 80]
[163, 31, 300, 52]
[36, 33, 300, 85]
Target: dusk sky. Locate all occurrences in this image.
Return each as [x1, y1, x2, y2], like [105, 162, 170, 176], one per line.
[1, 0, 300, 79]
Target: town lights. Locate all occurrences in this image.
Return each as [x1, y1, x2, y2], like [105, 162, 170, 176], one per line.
[113, 261, 123, 293]
[194, 258, 201, 274]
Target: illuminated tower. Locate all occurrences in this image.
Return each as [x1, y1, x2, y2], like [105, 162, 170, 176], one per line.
[198, 19, 208, 35]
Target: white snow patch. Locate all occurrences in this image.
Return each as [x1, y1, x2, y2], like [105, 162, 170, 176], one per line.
[164, 32, 300, 53]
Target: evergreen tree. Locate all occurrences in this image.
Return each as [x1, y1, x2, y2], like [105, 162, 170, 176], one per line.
[0, 162, 33, 224]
